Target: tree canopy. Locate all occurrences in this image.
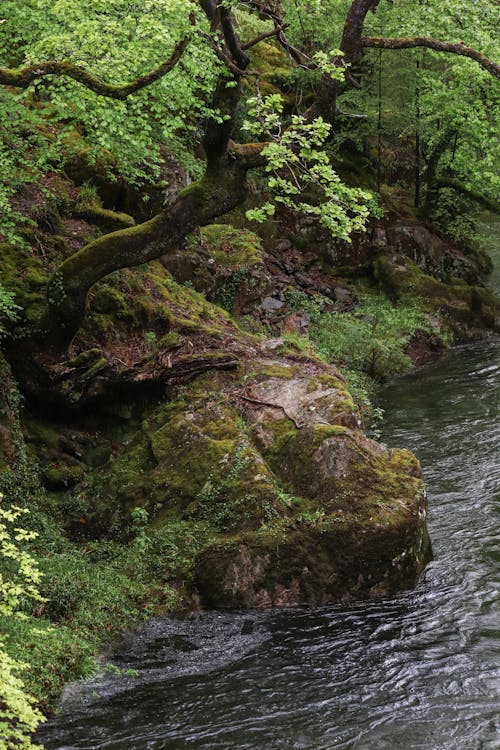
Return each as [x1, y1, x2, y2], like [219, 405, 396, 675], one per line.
[0, 0, 498, 354]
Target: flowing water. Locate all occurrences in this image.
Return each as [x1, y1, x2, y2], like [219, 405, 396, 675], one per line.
[39, 235, 500, 750]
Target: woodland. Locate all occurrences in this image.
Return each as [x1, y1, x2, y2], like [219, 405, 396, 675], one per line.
[0, 1, 498, 747]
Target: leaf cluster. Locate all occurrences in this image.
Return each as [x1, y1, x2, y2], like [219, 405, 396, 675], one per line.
[244, 93, 381, 239]
[0, 497, 46, 750]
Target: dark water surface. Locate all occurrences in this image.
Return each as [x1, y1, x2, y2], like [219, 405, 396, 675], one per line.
[39, 292, 499, 748]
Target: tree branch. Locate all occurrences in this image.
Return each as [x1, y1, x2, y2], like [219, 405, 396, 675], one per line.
[361, 37, 500, 78]
[435, 177, 500, 214]
[218, 1, 251, 69]
[197, 29, 254, 76]
[41, 160, 249, 349]
[242, 28, 281, 51]
[229, 141, 268, 168]
[0, 36, 191, 99]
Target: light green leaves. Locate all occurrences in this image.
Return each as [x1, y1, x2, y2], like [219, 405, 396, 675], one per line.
[0, 497, 46, 749]
[244, 94, 381, 241]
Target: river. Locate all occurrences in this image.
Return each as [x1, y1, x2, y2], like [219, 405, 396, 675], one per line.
[38, 238, 499, 750]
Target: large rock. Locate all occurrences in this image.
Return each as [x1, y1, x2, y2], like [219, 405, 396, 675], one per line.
[162, 224, 272, 314]
[195, 363, 430, 607]
[49, 350, 430, 607]
[11, 254, 432, 608]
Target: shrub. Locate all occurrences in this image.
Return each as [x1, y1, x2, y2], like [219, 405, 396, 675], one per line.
[0, 497, 46, 749]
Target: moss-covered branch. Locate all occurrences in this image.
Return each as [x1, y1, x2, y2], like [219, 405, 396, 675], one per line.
[435, 177, 500, 214]
[0, 36, 190, 99]
[362, 36, 500, 78]
[43, 163, 248, 348]
[228, 141, 268, 168]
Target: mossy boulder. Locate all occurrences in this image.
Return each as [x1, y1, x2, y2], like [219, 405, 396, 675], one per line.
[163, 225, 271, 315]
[197, 502, 430, 607]
[38, 350, 432, 605]
[3, 327, 439, 621]
[191, 363, 430, 607]
[373, 254, 497, 336]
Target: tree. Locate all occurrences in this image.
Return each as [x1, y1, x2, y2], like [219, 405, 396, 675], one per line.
[0, 0, 498, 393]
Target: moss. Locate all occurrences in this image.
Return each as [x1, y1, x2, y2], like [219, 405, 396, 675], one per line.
[197, 224, 270, 315]
[196, 495, 431, 607]
[158, 331, 179, 349]
[0, 242, 49, 324]
[372, 255, 497, 334]
[255, 363, 294, 379]
[148, 409, 239, 503]
[23, 419, 61, 450]
[79, 265, 187, 343]
[201, 224, 264, 268]
[373, 255, 404, 300]
[261, 416, 297, 453]
[42, 463, 85, 491]
[90, 286, 130, 316]
[68, 348, 103, 367]
[247, 42, 294, 100]
[74, 206, 135, 232]
[313, 424, 348, 437]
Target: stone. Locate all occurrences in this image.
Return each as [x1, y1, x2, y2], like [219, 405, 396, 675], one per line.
[280, 312, 311, 335]
[371, 225, 388, 249]
[261, 338, 286, 351]
[261, 296, 284, 312]
[333, 286, 353, 303]
[276, 239, 292, 251]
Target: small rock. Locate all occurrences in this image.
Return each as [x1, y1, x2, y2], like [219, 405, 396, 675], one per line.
[371, 225, 388, 249]
[294, 272, 310, 287]
[281, 312, 311, 335]
[333, 286, 353, 303]
[261, 296, 285, 312]
[241, 619, 254, 635]
[276, 239, 292, 252]
[261, 338, 286, 351]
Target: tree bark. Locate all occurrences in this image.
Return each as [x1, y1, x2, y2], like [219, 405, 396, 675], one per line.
[362, 36, 500, 78]
[43, 161, 249, 350]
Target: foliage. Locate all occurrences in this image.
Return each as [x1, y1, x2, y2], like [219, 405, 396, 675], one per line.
[0, 284, 20, 339]
[0, 0, 220, 176]
[365, 1, 499, 221]
[244, 93, 381, 240]
[0, 497, 45, 750]
[282, 0, 499, 232]
[0, 0, 222, 238]
[0, 89, 44, 244]
[286, 287, 441, 380]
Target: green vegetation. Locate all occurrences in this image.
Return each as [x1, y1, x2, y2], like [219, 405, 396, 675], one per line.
[0, 499, 46, 749]
[1, 493, 213, 709]
[286, 287, 445, 379]
[0, 0, 498, 740]
[0, 284, 20, 339]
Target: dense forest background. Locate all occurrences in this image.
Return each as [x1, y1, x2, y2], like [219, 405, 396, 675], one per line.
[0, 1, 498, 747]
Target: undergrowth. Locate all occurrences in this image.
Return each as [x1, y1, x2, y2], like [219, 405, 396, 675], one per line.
[284, 286, 446, 425]
[0, 493, 212, 710]
[286, 287, 441, 379]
